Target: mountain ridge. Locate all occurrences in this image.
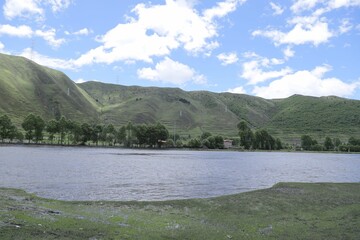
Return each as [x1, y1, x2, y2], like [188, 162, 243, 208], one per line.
[0, 53, 359, 140]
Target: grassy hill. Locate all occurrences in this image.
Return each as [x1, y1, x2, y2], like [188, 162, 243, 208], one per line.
[0, 53, 98, 126]
[0, 53, 359, 140]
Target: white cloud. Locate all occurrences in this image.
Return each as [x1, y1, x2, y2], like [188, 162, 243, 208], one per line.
[290, 0, 323, 13]
[73, 28, 92, 36]
[74, 0, 244, 66]
[20, 48, 75, 70]
[3, 0, 72, 20]
[65, 28, 92, 36]
[270, 2, 284, 15]
[252, 19, 333, 46]
[253, 65, 360, 99]
[0, 41, 6, 53]
[45, 0, 72, 13]
[338, 19, 353, 34]
[203, 0, 246, 21]
[241, 52, 291, 85]
[227, 86, 247, 94]
[137, 57, 206, 86]
[255, 1, 360, 47]
[283, 46, 295, 59]
[0, 24, 33, 37]
[217, 52, 238, 65]
[3, 0, 43, 20]
[0, 24, 65, 48]
[35, 28, 65, 48]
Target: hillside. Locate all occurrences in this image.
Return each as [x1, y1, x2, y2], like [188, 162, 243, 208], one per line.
[79, 81, 277, 136]
[0, 53, 98, 126]
[0, 53, 359, 140]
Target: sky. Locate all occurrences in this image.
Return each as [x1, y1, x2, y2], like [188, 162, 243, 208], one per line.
[0, 0, 360, 100]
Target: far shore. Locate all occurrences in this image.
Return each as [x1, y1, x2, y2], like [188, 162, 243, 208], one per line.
[1, 141, 360, 155]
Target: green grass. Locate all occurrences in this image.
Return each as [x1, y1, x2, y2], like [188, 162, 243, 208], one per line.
[1, 183, 359, 239]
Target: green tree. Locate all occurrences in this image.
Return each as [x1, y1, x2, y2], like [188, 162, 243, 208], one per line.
[134, 124, 148, 147]
[187, 138, 201, 148]
[105, 124, 116, 146]
[34, 115, 45, 143]
[237, 121, 254, 150]
[67, 120, 82, 145]
[324, 137, 334, 151]
[80, 123, 92, 145]
[46, 119, 59, 144]
[57, 116, 68, 145]
[116, 126, 127, 146]
[301, 135, 316, 151]
[201, 132, 212, 140]
[125, 122, 134, 147]
[275, 138, 283, 150]
[91, 124, 103, 146]
[0, 114, 14, 142]
[254, 129, 275, 150]
[22, 114, 37, 143]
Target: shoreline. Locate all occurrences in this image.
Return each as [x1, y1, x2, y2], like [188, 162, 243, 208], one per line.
[1, 182, 359, 239]
[1, 142, 359, 154]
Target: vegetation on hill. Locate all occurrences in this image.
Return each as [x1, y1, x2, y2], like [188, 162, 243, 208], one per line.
[0, 53, 98, 126]
[1, 183, 359, 239]
[1, 53, 360, 143]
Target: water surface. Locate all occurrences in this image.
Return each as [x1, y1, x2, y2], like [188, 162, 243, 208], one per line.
[0, 145, 359, 201]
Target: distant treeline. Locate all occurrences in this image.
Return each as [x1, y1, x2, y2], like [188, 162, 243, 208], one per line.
[300, 134, 360, 152]
[1, 114, 359, 152]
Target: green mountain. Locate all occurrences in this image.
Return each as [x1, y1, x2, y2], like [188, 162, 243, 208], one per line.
[0, 53, 359, 140]
[0, 53, 98, 126]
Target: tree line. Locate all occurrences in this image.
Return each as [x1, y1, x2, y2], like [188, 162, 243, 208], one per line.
[0, 114, 170, 148]
[1, 113, 359, 151]
[237, 121, 283, 150]
[301, 135, 360, 152]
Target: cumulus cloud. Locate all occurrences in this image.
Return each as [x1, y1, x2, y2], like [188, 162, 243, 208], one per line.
[3, 0, 72, 20]
[252, 19, 333, 46]
[291, 0, 360, 13]
[137, 57, 207, 86]
[0, 24, 33, 37]
[20, 48, 75, 70]
[254, 0, 360, 47]
[217, 52, 238, 65]
[283, 46, 295, 59]
[74, 0, 245, 66]
[35, 28, 65, 48]
[253, 65, 360, 99]
[270, 2, 284, 15]
[227, 86, 247, 94]
[0, 24, 65, 48]
[203, 0, 246, 21]
[241, 52, 292, 85]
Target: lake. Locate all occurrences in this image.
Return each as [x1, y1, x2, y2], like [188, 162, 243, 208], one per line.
[0, 145, 359, 201]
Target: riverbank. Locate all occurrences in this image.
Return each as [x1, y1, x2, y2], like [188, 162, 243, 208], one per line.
[1, 183, 359, 239]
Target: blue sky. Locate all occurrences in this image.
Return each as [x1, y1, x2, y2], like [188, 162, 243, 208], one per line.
[1, 0, 360, 99]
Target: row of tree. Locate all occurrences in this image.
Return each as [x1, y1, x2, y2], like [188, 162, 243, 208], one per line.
[0, 114, 170, 148]
[301, 135, 360, 152]
[2, 113, 359, 151]
[237, 121, 283, 150]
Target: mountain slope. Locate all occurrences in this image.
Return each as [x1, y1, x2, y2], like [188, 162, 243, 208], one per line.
[0, 53, 98, 125]
[0, 53, 359, 140]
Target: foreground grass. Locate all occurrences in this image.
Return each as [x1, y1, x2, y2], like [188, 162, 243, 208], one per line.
[1, 183, 359, 239]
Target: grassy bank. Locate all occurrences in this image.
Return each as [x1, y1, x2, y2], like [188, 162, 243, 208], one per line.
[1, 183, 359, 239]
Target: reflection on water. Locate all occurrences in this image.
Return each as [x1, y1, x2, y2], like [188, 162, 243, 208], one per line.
[0, 145, 359, 201]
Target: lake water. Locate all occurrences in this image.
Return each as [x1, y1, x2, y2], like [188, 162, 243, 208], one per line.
[0, 145, 359, 201]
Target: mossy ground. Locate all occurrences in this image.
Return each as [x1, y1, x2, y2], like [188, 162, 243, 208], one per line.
[1, 183, 359, 239]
